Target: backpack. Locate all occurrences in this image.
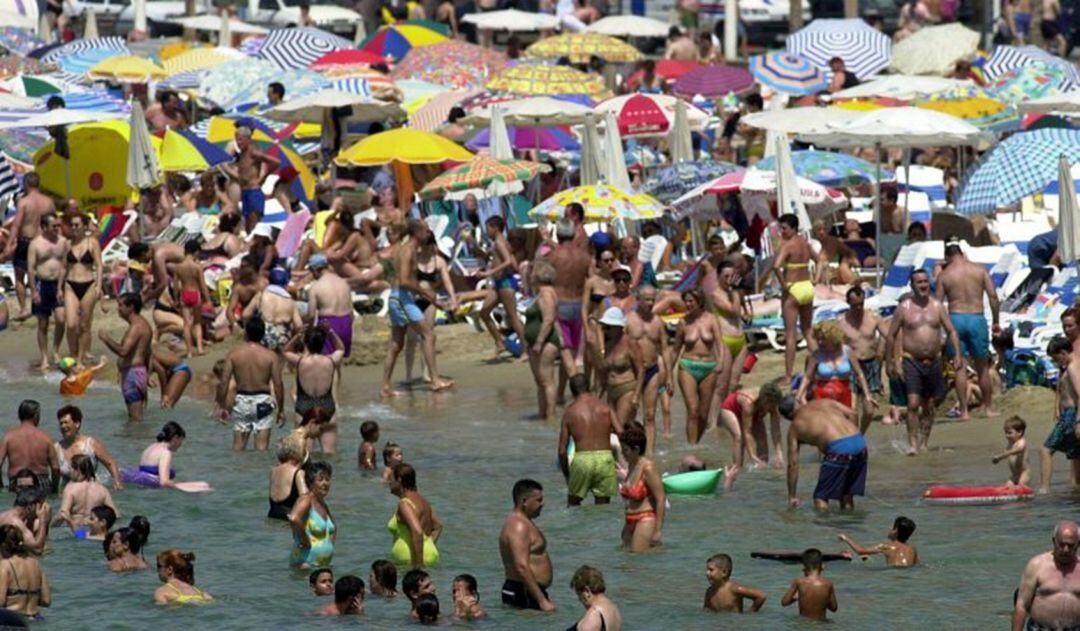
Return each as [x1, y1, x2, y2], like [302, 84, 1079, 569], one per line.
[1004, 349, 1057, 389]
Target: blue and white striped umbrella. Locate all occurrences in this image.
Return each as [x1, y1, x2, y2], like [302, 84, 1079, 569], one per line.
[330, 78, 373, 96]
[158, 69, 205, 91]
[956, 129, 1080, 215]
[0, 89, 129, 125]
[985, 45, 1080, 89]
[748, 52, 828, 95]
[40, 36, 128, 65]
[786, 18, 891, 80]
[256, 27, 353, 71]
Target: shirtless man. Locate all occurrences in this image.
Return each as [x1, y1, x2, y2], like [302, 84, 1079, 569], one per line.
[382, 221, 451, 397]
[782, 398, 867, 511]
[558, 375, 622, 507]
[499, 479, 555, 612]
[935, 238, 1000, 419]
[887, 269, 963, 454]
[1014, 521, 1080, 631]
[307, 254, 354, 361]
[664, 25, 699, 60]
[99, 293, 153, 423]
[217, 317, 284, 451]
[478, 216, 526, 355]
[0, 489, 49, 555]
[27, 212, 68, 370]
[0, 401, 59, 493]
[146, 242, 184, 304]
[144, 90, 188, 132]
[547, 219, 591, 374]
[3, 174, 53, 320]
[222, 124, 281, 233]
[771, 214, 817, 384]
[836, 285, 889, 432]
[626, 286, 669, 453]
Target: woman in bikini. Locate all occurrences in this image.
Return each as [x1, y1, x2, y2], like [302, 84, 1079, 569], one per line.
[199, 212, 244, 268]
[771, 213, 817, 384]
[583, 249, 618, 385]
[673, 289, 727, 445]
[268, 433, 308, 521]
[62, 212, 103, 368]
[404, 231, 457, 385]
[796, 320, 874, 413]
[525, 261, 574, 422]
[195, 171, 234, 216]
[53, 454, 117, 534]
[711, 260, 748, 397]
[284, 326, 345, 454]
[598, 307, 643, 428]
[717, 380, 786, 471]
[618, 423, 664, 553]
[149, 345, 193, 409]
[154, 549, 213, 605]
[0, 525, 49, 620]
[54, 404, 122, 489]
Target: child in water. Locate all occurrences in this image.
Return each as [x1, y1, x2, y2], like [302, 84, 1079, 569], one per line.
[403, 569, 435, 620]
[310, 569, 334, 596]
[85, 505, 116, 541]
[837, 516, 919, 567]
[781, 549, 837, 622]
[369, 560, 397, 598]
[381, 442, 403, 483]
[992, 416, 1030, 487]
[359, 421, 379, 470]
[703, 553, 766, 613]
[58, 356, 108, 396]
[451, 574, 487, 620]
[317, 575, 364, 615]
[416, 594, 440, 625]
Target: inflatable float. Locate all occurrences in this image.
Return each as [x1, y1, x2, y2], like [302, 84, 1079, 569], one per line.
[751, 550, 852, 563]
[922, 484, 1033, 506]
[120, 467, 212, 493]
[662, 469, 722, 495]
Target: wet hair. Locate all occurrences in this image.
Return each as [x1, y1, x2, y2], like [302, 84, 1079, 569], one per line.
[334, 575, 364, 606]
[102, 530, 116, 558]
[778, 213, 799, 231]
[371, 559, 397, 593]
[119, 292, 143, 312]
[402, 568, 430, 601]
[512, 478, 543, 505]
[218, 212, 241, 234]
[846, 285, 865, 301]
[157, 549, 196, 583]
[184, 238, 202, 255]
[416, 593, 439, 624]
[532, 260, 556, 286]
[382, 442, 402, 466]
[14, 488, 44, 509]
[157, 421, 186, 443]
[113, 526, 145, 555]
[303, 460, 333, 487]
[299, 407, 332, 428]
[893, 516, 916, 542]
[70, 454, 95, 481]
[570, 565, 606, 594]
[620, 422, 647, 455]
[485, 215, 505, 232]
[812, 320, 845, 348]
[0, 525, 22, 558]
[309, 568, 332, 586]
[17, 400, 40, 422]
[360, 421, 379, 441]
[565, 203, 585, 223]
[91, 506, 117, 530]
[707, 553, 733, 573]
[56, 404, 82, 424]
[569, 373, 589, 398]
[393, 463, 417, 490]
[453, 574, 477, 596]
[759, 381, 784, 407]
[1004, 416, 1027, 434]
[802, 548, 824, 571]
[128, 515, 150, 545]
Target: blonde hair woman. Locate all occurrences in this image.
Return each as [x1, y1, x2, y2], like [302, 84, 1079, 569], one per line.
[797, 321, 874, 413]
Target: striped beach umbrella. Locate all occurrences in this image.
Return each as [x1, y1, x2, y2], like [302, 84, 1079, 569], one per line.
[156, 127, 232, 172]
[257, 27, 353, 71]
[359, 24, 447, 62]
[465, 125, 580, 152]
[749, 52, 828, 95]
[956, 129, 1080, 215]
[39, 36, 128, 64]
[672, 64, 754, 98]
[985, 45, 1080, 88]
[419, 156, 550, 199]
[786, 18, 890, 80]
[164, 46, 245, 75]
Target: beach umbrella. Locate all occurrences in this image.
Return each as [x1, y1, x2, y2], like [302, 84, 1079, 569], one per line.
[83, 10, 99, 39]
[956, 129, 1080, 215]
[668, 98, 693, 163]
[199, 59, 328, 110]
[586, 15, 670, 38]
[166, 14, 268, 36]
[264, 89, 405, 124]
[1059, 155, 1080, 262]
[55, 47, 128, 79]
[748, 52, 828, 96]
[391, 40, 507, 89]
[1019, 90, 1080, 114]
[126, 100, 160, 190]
[486, 64, 608, 97]
[774, 136, 812, 230]
[671, 169, 847, 220]
[0, 26, 44, 56]
[529, 183, 664, 221]
[162, 46, 245, 75]
[465, 125, 580, 152]
[409, 89, 481, 132]
[309, 48, 385, 70]
[359, 24, 447, 62]
[400, 19, 450, 37]
[580, 113, 601, 186]
[488, 106, 513, 160]
[889, 23, 979, 76]
[39, 36, 128, 64]
[88, 55, 166, 83]
[460, 95, 592, 127]
[672, 64, 754, 98]
[986, 63, 1072, 105]
[786, 18, 891, 80]
[593, 93, 709, 138]
[0, 56, 56, 77]
[419, 156, 550, 200]
[199, 114, 317, 201]
[335, 128, 473, 166]
[756, 148, 893, 186]
[257, 27, 354, 71]
[830, 75, 971, 101]
[644, 160, 740, 202]
[915, 96, 1019, 132]
[525, 33, 642, 64]
[798, 107, 984, 148]
[0, 74, 63, 97]
[460, 9, 560, 32]
[32, 119, 138, 206]
[985, 45, 1080, 88]
[741, 106, 862, 134]
[654, 59, 701, 81]
[601, 110, 631, 190]
[157, 128, 232, 172]
[0, 108, 123, 129]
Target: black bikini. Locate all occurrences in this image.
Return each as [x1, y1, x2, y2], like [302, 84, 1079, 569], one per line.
[567, 612, 606, 631]
[267, 469, 301, 520]
[66, 248, 97, 301]
[416, 268, 438, 312]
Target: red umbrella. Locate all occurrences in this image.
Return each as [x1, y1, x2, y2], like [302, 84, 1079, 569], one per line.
[596, 93, 671, 137]
[655, 59, 702, 80]
[672, 64, 754, 98]
[309, 49, 386, 70]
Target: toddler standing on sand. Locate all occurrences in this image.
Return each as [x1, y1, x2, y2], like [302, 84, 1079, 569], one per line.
[781, 549, 838, 622]
[992, 416, 1030, 487]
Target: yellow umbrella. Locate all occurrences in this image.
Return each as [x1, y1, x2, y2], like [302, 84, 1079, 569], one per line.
[88, 55, 167, 83]
[164, 47, 238, 75]
[335, 128, 473, 166]
[486, 64, 609, 97]
[916, 97, 1006, 118]
[832, 100, 889, 111]
[525, 33, 643, 63]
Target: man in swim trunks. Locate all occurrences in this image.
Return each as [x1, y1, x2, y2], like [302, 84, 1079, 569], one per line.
[781, 398, 867, 511]
[558, 374, 622, 507]
[499, 479, 555, 612]
[626, 285, 670, 453]
[546, 219, 591, 375]
[99, 293, 153, 424]
[836, 285, 889, 433]
[887, 269, 962, 454]
[221, 123, 281, 233]
[0, 401, 59, 493]
[936, 237, 1001, 419]
[308, 253, 354, 359]
[3, 174, 53, 320]
[770, 213, 817, 384]
[1014, 521, 1080, 631]
[217, 317, 284, 451]
[27, 212, 68, 371]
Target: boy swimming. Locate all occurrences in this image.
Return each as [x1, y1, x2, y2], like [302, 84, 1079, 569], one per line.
[992, 416, 1030, 487]
[781, 548, 838, 621]
[703, 553, 766, 613]
[838, 516, 919, 567]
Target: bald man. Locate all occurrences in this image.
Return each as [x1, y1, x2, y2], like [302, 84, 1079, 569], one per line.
[1014, 521, 1080, 631]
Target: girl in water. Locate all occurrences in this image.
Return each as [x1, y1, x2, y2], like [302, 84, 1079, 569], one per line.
[53, 455, 117, 534]
[673, 289, 727, 444]
[619, 423, 664, 553]
[122, 422, 209, 491]
[0, 525, 50, 620]
[105, 527, 149, 572]
[154, 549, 213, 605]
[797, 321, 874, 412]
[387, 463, 442, 568]
[289, 461, 335, 569]
[62, 212, 103, 368]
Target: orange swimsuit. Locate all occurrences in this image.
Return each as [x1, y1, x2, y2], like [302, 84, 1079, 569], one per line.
[620, 477, 656, 530]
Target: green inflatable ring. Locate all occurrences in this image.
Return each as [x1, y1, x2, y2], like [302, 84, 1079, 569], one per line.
[662, 469, 722, 495]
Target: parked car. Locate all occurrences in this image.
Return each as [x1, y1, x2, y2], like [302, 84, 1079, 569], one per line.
[75, 0, 360, 37]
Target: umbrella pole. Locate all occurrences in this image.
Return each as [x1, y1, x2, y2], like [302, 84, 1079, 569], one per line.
[903, 147, 911, 229]
[875, 142, 882, 288]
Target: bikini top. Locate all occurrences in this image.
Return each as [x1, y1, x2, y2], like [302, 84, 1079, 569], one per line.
[817, 348, 852, 380]
[620, 475, 649, 502]
[200, 240, 231, 260]
[417, 268, 438, 283]
[165, 581, 212, 604]
[67, 248, 93, 265]
[567, 611, 606, 631]
[5, 561, 39, 599]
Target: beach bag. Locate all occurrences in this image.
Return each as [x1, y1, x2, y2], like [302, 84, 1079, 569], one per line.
[1004, 349, 1052, 389]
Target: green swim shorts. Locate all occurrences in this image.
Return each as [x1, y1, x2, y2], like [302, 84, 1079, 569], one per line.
[568, 450, 617, 500]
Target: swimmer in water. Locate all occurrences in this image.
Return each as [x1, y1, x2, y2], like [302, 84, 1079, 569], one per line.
[415, 593, 440, 625]
[358, 421, 378, 471]
[150, 346, 193, 409]
[53, 454, 117, 534]
[451, 574, 486, 621]
[781, 549, 837, 622]
[310, 569, 334, 597]
[57, 356, 107, 396]
[381, 442, 403, 484]
[837, 516, 919, 567]
[369, 560, 397, 598]
[704, 553, 766, 613]
[154, 549, 213, 605]
[992, 416, 1030, 487]
[403, 569, 435, 620]
[130, 422, 186, 489]
[85, 505, 115, 541]
[317, 575, 364, 616]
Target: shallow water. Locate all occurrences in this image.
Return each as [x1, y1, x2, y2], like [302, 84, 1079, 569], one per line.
[5, 359, 1064, 629]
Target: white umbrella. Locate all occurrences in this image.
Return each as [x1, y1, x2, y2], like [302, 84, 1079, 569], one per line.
[0, 109, 123, 129]
[602, 110, 630, 191]
[168, 14, 268, 34]
[828, 75, 972, 101]
[1018, 91, 1080, 115]
[461, 9, 560, 32]
[773, 135, 811, 231]
[1059, 155, 1080, 262]
[264, 89, 405, 123]
[84, 9, 99, 39]
[0, 0, 38, 29]
[580, 112, 601, 186]
[126, 100, 160, 190]
[889, 23, 979, 76]
[798, 107, 984, 148]
[0, 93, 40, 109]
[489, 106, 513, 161]
[586, 15, 670, 38]
[668, 98, 693, 163]
[461, 96, 593, 127]
[132, 0, 147, 34]
[740, 107, 863, 135]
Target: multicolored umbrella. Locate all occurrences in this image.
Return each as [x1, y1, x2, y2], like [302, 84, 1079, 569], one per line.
[391, 40, 508, 89]
[419, 156, 550, 199]
[593, 93, 709, 138]
[335, 127, 473, 166]
[199, 115, 316, 202]
[672, 64, 754, 98]
[915, 96, 1019, 132]
[748, 52, 827, 95]
[199, 59, 328, 110]
[0, 128, 47, 164]
[0, 73, 63, 96]
[465, 125, 580, 152]
[359, 24, 447, 62]
[38, 36, 128, 64]
[787, 18, 891, 80]
[309, 49, 385, 70]
[672, 169, 848, 219]
[644, 160, 742, 202]
[409, 88, 482, 132]
[156, 127, 232, 172]
[524, 33, 642, 63]
[654, 59, 701, 81]
[529, 183, 664, 221]
[0, 56, 55, 79]
[486, 64, 608, 97]
[0, 27, 45, 57]
[57, 47, 128, 80]
[957, 128, 1080, 214]
[88, 55, 166, 83]
[986, 63, 1072, 105]
[755, 149, 893, 186]
[985, 45, 1080, 88]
